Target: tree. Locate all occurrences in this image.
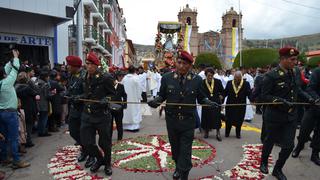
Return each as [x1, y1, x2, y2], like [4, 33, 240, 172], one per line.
[233, 48, 278, 68]
[195, 53, 222, 69]
[307, 56, 320, 68]
[297, 52, 307, 64]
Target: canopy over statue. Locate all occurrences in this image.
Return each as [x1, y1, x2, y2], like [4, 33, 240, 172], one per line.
[154, 22, 184, 69]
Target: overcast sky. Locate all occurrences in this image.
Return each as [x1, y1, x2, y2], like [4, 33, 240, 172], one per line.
[118, 0, 320, 45]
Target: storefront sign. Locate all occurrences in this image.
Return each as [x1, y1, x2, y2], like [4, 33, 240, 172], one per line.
[0, 33, 52, 46]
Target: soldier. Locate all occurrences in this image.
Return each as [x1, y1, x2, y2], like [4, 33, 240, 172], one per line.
[292, 66, 320, 166]
[148, 51, 219, 180]
[259, 47, 314, 180]
[80, 52, 115, 176]
[65, 56, 95, 168]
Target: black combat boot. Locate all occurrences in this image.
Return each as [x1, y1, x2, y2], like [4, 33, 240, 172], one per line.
[77, 152, 87, 162]
[311, 150, 320, 166]
[204, 130, 209, 139]
[292, 143, 304, 158]
[272, 167, 287, 180]
[104, 165, 112, 176]
[85, 156, 96, 168]
[172, 169, 180, 179]
[216, 129, 222, 141]
[90, 159, 104, 173]
[180, 170, 189, 180]
[259, 161, 269, 174]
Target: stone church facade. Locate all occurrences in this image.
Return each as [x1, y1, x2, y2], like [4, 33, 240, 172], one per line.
[178, 5, 243, 68]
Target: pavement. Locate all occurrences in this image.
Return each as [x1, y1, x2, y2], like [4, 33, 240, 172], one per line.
[2, 107, 319, 180]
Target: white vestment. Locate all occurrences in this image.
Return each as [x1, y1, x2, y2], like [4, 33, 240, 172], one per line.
[152, 72, 162, 97]
[122, 74, 143, 130]
[138, 73, 147, 93]
[197, 71, 206, 123]
[243, 73, 254, 120]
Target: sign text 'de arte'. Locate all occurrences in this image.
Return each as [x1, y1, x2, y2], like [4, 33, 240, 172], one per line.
[0, 33, 52, 46]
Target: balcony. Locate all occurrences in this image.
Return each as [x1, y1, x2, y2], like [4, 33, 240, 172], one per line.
[83, 25, 98, 44]
[103, 0, 111, 11]
[83, 0, 99, 13]
[92, 33, 112, 54]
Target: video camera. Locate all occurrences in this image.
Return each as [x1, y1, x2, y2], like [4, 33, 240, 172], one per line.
[0, 43, 19, 66]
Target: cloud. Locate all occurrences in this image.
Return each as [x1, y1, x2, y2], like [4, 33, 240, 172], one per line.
[118, 0, 320, 44]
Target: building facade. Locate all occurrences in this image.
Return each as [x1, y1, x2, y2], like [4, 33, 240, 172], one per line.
[178, 4, 199, 57]
[176, 5, 243, 68]
[0, 0, 73, 66]
[220, 7, 243, 68]
[125, 39, 136, 67]
[69, 0, 127, 68]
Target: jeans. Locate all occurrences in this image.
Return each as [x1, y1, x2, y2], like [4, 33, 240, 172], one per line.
[38, 111, 48, 135]
[0, 111, 20, 162]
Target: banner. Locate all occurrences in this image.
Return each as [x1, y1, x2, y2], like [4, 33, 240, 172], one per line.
[183, 24, 192, 53]
[231, 27, 239, 64]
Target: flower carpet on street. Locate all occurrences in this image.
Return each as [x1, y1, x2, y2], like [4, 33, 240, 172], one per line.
[48, 135, 216, 179]
[198, 144, 273, 180]
[48, 145, 110, 180]
[112, 135, 216, 172]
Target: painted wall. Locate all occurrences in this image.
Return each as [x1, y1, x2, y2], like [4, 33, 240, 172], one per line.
[0, 0, 73, 19]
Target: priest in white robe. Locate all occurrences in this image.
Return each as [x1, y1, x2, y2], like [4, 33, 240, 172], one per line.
[122, 66, 143, 131]
[243, 72, 255, 122]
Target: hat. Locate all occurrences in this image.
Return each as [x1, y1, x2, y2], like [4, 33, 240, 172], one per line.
[178, 50, 194, 63]
[109, 66, 116, 74]
[66, 56, 82, 67]
[279, 47, 299, 57]
[86, 52, 100, 66]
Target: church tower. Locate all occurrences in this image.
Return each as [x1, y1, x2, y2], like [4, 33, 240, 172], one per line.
[221, 7, 243, 68]
[178, 4, 199, 57]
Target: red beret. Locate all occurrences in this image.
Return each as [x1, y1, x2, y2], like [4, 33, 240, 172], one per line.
[178, 50, 194, 63]
[86, 52, 100, 66]
[109, 67, 116, 73]
[279, 47, 299, 57]
[66, 56, 82, 67]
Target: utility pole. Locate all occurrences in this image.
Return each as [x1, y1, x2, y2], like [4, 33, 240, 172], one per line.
[238, 0, 242, 67]
[76, 0, 83, 58]
[265, 39, 268, 48]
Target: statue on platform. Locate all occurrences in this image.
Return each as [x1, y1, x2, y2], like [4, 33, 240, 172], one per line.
[163, 34, 174, 52]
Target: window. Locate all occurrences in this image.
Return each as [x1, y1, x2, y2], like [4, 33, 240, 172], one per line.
[232, 19, 237, 27]
[187, 17, 192, 25]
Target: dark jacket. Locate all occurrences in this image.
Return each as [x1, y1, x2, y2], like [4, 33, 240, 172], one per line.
[15, 82, 39, 121]
[112, 82, 127, 109]
[262, 66, 311, 123]
[66, 69, 85, 118]
[157, 71, 209, 130]
[48, 79, 65, 115]
[82, 71, 116, 122]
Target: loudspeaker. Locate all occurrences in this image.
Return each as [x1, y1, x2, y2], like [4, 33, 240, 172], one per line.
[66, 6, 75, 18]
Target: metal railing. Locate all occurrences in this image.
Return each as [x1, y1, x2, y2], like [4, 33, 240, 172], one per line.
[83, 25, 98, 40]
[98, 33, 105, 48]
[99, 3, 104, 18]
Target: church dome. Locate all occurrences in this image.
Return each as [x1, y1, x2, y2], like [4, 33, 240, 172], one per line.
[183, 4, 193, 12]
[226, 7, 238, 15]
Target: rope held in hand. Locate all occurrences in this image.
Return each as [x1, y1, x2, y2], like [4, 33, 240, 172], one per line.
[67, 97, 313, 107]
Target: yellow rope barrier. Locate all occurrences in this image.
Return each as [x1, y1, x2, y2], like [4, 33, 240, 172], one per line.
[70, 97, 312, 107]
